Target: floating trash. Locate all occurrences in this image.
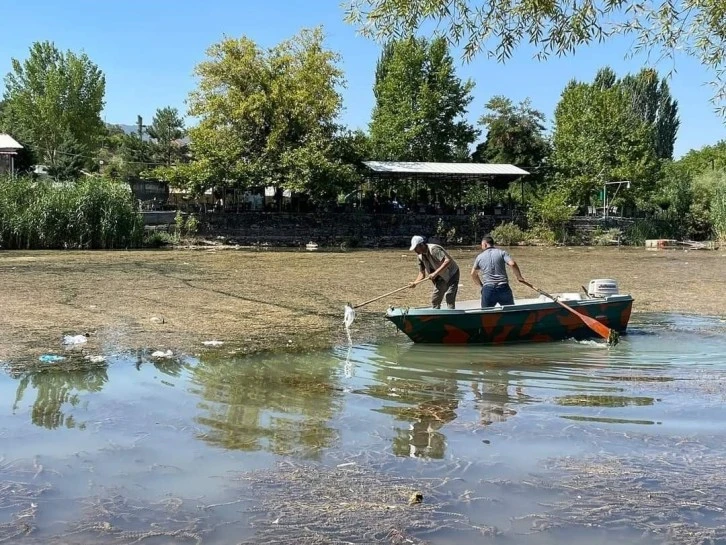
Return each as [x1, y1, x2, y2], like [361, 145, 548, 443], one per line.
[39, 354, 66, 364]
[151, 350, 174, 359]
[84, 355, 106, 364]
[202, 340, 224, 347]
[63, 334, 88, 346]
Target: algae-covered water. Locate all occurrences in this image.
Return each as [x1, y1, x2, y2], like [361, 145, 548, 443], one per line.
[1, 313, 726, 544]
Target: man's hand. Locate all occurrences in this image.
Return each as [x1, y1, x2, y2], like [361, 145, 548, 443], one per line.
[409, 281, 417, 289]
[428, 273, 438, 282]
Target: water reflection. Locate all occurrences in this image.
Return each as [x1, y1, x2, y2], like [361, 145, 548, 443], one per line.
[190, 351, 343, 458]
[10, 364, 108, 429]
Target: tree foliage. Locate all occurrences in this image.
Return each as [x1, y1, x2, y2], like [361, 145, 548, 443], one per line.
[473, 96, 550, 174]
[369, 37, 477, 161]
[619, 68, 679, 160]
[551, 79, 660, 207]
[147, 107, 186, 166]
[344, 0, 726, 115]
[177, 27, 349, 198]
[2, 41, 105, 169]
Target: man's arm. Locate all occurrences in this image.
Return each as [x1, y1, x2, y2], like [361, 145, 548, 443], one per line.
[410, 260, 426, 288]
[428, 256, 451, 280]
[507, 258, 525, 282]
[470, 265, 482, 289]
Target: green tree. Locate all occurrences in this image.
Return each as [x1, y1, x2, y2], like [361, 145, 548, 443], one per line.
[180, 27, 345, 197]
[677, 140, 726, 175]
[344, 0, 726, 114]
[551, 80, 659, 208]
[473, 96, 550, 171]
[2, 41, 105, 170]
[620, 68, 679, 160]
[147, 106, 186, 166]
[369, 37, 477, 161]
[45, 130, 86, 181]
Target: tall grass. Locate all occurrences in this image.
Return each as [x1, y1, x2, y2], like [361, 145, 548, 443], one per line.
[0, 176, 143, 249]
[713, 182, 726, 242]
[623, 217, 682, 246]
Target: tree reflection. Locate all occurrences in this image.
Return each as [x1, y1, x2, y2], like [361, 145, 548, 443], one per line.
[190, 352, 343, 459]
[11, 364, 108, 430]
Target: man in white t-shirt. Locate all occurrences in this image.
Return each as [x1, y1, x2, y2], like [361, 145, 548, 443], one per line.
[409, 235, 460, 309]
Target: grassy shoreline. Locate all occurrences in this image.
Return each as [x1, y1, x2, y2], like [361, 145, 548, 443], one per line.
[0, 247, 723, 361]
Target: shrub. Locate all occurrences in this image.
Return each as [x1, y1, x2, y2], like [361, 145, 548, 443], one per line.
[0, 176, 143, 249]
[490, 222, 525, 245]
[524, 226, 556, 245]
[143, 231, 175, 248]
[591, 227, 623, 246]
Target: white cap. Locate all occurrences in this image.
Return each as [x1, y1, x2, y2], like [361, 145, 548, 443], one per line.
[409, 235, 425, 251]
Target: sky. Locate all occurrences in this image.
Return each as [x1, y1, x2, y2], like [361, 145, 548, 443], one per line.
[0, 0, 724, 158]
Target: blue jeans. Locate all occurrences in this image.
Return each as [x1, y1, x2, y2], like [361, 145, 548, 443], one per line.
[481, 283, 514, 308]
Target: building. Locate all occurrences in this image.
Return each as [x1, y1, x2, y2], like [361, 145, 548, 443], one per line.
[0, 134, 23, 176]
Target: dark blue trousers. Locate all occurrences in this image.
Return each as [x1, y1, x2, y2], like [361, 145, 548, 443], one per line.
[481, 283, 514, 307]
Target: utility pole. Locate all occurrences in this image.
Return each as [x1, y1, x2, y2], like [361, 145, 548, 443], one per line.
[137, 115, 143, 140]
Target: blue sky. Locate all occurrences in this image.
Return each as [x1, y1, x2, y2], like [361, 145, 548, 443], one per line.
[1, 0, 723, 158]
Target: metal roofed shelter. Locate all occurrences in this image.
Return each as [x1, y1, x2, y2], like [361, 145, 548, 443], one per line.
[363, 161, 530, 212]
[0, 134, 23, 177]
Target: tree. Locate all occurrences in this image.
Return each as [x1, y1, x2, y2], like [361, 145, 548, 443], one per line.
[344, 0, 726, 115]
[551, 80, 660, 208]
[45, 130, 86, 181]
[473, 96, 550, 171]
[620, 68, 679, 160]
[2, 41, 105, 170]
[170, 27, 348, 200]
[147, 107, 186, 166]
[369, 37, 477, 161]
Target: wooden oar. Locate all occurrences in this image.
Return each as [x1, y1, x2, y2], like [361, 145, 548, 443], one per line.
[520, 280, 619, 345]
[352, 276, 430, 310]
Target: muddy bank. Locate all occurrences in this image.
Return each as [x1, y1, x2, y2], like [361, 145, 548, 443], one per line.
[0, 247, 723, 360]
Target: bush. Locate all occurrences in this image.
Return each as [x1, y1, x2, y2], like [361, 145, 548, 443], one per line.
[524, 226, 556, 245]
[0, 176, 143, 249]
[527, 190, 577, 243]
[591, 227, 623, 246]
[624, 218, 680, 245]
[143, 231, 175, 248]
[490, 222, 525, 245]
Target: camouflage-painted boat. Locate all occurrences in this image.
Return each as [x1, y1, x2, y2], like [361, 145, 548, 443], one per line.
[386, 294, 633, 345]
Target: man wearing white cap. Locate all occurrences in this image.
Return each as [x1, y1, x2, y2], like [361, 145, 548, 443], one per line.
[409, 235, 460, 309]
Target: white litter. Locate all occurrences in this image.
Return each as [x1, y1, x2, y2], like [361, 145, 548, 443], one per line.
[151, 350, 173, 359]
[84, 355, 106, 364]
[202, 340, 224, 347]
[63, 335, 88, 346]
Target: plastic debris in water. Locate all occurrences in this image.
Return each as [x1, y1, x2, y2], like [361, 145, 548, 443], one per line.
[343, 304, 356, 329]
[63, 334, 88, 346]
[84, 355, 106, 363]
[39, 354, 66, 363]
[151, 350, 173, 359]
[343, 304, 356, 344]
[202, 340, 224, 347]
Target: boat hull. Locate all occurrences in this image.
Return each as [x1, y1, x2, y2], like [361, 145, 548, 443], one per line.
[385, 295, 633, 345]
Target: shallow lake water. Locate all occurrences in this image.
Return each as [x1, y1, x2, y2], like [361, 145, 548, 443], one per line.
[1, 313, 726, 544]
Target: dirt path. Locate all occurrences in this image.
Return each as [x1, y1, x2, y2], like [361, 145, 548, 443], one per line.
[0, 247, 723, 360]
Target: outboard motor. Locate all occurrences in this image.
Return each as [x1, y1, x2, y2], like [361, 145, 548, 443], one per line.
[587, 279, 619, 298]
